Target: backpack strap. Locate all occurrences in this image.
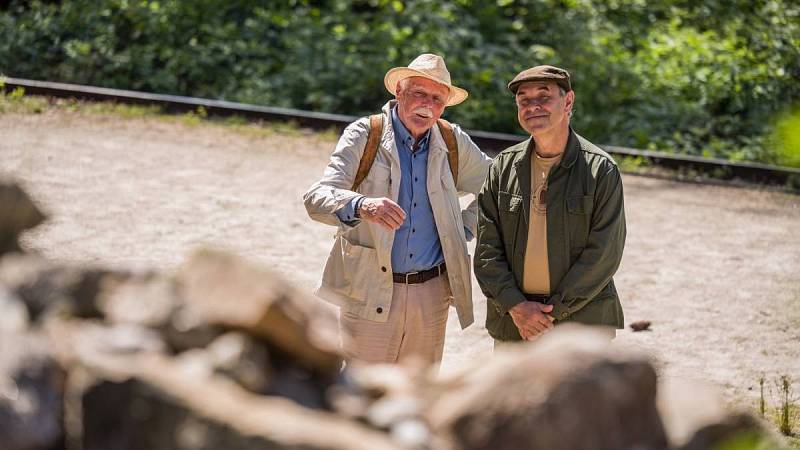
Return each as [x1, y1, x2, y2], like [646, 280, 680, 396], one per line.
[351, 114, 384, 191]
[352, 115, 458, 191]
[437, 118, 459, 186]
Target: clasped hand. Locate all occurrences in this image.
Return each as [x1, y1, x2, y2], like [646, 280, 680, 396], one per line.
[509, 301, 555, 341]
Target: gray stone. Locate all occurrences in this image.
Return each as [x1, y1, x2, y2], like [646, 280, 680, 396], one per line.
[98, 272, 178, 328]
[677, 413, 775, 450]
[427, 325, 668, 450]
[0, 330, 65, 450]
[161, 302, 225, 354]
[0, 181, 46, 255]
[0, 253, 126, 321]
[0, 285, 29, 332]
[97, 271, 219, 354]
[190, 332, 272, 394]
[176, 249, 342, 375]
[658, 378, 781, 450]
[55, 321, 403, 450]
[329, 363, 421, 421]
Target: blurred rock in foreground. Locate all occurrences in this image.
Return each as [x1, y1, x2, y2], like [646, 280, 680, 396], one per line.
[0, 182, 784, 450]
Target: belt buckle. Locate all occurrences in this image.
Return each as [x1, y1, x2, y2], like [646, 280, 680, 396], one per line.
[404, 270, 420, 284]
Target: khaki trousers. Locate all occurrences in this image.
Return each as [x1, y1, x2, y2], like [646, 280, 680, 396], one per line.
[340, 274, 451, 366]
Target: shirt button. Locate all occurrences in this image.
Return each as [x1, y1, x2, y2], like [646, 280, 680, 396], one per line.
[561, 312, 569, 319]
[410, 253, 413, 258]
[377, 307, 384, 313]
[412, 228, 415, 233]
[381, 266, 387, 272]
[413, 202, 417, 208]
[414, 177, 418, 182]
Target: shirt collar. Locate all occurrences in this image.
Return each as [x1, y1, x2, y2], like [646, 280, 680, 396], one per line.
[391, 106, 430, 151]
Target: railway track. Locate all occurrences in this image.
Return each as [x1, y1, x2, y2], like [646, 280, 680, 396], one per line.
[4, 76, 799, 190]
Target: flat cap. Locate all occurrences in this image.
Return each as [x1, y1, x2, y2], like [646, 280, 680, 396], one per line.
[508, 65, 571, 94]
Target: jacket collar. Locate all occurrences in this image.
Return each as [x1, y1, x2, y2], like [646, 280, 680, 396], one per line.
[560, 128, 580, 168]
[512, 126, 580, 168]
[510, 127, 580, 221]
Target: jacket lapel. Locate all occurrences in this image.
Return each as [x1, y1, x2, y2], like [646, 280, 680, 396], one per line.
[427, 125, 447, 194]
[380, 101, 401, 201]
[513, 138, 533, 225]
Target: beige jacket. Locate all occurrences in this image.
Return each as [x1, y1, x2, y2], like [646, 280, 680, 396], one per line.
[303, 101, 491, 328]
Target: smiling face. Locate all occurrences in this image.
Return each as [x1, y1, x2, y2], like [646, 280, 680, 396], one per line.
[515, 81, 574, 137]
[395, 76, 450, 139]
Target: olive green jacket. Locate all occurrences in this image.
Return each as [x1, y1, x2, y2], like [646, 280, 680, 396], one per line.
[474, 129, 626, 341]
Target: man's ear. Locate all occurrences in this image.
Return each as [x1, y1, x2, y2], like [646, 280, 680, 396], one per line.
[564, 90, 575, 115]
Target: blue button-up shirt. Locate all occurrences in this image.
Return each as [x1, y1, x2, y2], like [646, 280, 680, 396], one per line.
[335, 107, 446, 273]
[388, 107, 444, 273]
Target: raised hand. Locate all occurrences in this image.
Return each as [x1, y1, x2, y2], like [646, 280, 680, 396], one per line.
[358, 197, 406, 231]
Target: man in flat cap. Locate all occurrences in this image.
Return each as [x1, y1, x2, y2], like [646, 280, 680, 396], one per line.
[475, 65, 626, 344]
[304, 54, 491, 366]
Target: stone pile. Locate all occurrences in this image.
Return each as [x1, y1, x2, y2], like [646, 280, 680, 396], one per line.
[0, 181, 784, 450]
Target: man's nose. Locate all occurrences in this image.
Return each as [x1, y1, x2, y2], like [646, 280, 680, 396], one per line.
[520, 102, 543, 112]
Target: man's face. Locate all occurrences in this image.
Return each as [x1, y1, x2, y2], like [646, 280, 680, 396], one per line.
[395, 77, 450, 139]
[515, 81, 574, 136]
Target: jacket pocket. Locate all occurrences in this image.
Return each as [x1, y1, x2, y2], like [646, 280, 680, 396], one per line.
[497, 191, 523, 257]
[567, 195, 593, 215]
[499, 191, 522, 214]
[566, 195, 592, 248]
[341, 237, 380, 301]
[323, 236, 380, 302]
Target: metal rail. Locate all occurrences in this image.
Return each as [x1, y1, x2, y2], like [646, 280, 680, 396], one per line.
[4, 77, 799, 188]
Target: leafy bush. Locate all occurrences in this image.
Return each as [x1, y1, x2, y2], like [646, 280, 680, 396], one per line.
[1, 0, 798, 165]
[771, 109, 800, 168]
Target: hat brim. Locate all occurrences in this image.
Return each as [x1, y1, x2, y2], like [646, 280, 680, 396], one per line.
[508, 76, 571, 94]
[384, 67, 468, 106]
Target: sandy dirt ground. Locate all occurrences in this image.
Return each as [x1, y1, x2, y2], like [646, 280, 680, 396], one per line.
[1, 109, 798, 410]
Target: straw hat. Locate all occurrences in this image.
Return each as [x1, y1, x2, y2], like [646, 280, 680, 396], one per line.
[384, 53, 468, 106]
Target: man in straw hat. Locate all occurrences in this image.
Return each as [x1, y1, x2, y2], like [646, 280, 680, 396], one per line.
[304, 53, 491, 366]
[475, 65, 626, 344]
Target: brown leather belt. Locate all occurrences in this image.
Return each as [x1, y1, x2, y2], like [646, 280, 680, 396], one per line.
[392, 262, 446, 284]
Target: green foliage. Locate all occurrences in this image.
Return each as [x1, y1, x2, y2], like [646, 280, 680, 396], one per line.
[715, 432, 772, 450]
[771, 109, 800, 168]
[617, 155, 649, 173]
[80, 101, 164, 118]
[778, 375, 794, 437]
[1, 0, 798, 165]
[756, 373, 799, 446]
[0, 85, 49, 113]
